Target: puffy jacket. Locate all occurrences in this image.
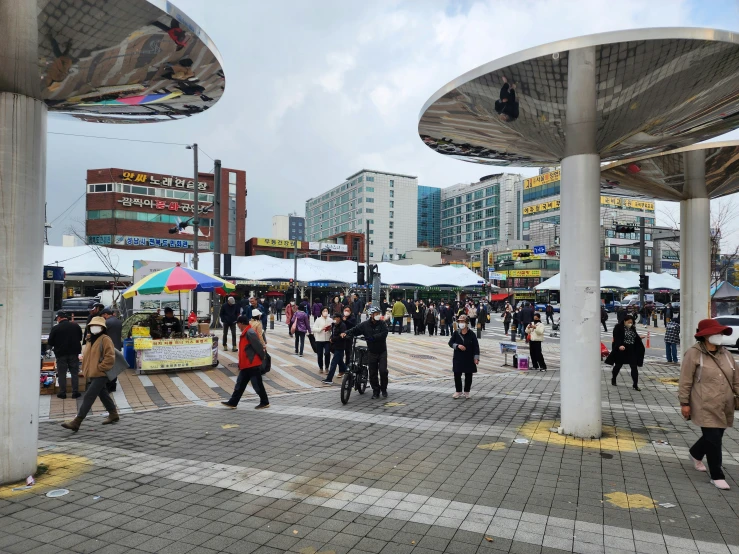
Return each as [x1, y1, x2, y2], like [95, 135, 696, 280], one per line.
[527, 321, 545, 342]
[345, 319, 388, 354]
[286, 303, 296, 324]
[81, 334, 115, 379]
[291, 310, 311, 333]
[312, 302, 323, 318]
[47, 319, 83, 356]
[238, 324, 265, 369]
[312, 316, 332, 342]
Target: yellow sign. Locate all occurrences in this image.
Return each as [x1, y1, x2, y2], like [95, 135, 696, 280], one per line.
[600, 196, 622, 207]
[512, 249, 534, 259]
[140, 337, 213, 371]
[524, 196, 654, 215]
[622, 198, 655, 211]
[523, 170, 560, 189]
[133, 337, 153, 350]
[256, 238, 302, 248]
[131, 326, 150, 337]
[523, 200, 560, 215]
[504, 270, 541, 278]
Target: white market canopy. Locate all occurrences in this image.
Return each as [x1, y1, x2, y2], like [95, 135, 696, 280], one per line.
[534, 270, 680, 291]
[44, 246, 491, 289]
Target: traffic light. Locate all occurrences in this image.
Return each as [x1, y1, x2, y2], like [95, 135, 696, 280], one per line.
[357, 265, 365, 285]
[615, 225, 636, 234]
[639, 274, 649, 289]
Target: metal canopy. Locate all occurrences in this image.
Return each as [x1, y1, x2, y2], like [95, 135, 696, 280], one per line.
[600, 141, 739, 201]
[418, 28, 739, 167]
[30, 0, 225, 123]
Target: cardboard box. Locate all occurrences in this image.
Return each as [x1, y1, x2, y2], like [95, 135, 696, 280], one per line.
[198, 323, 210, 335]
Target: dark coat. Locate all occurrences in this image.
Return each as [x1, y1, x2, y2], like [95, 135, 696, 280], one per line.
[345, 319, 388, 354]
[105, 316, 123, 350]
[330, 321, 347, 352]
[604, 323, 645, 367]
[47, 319, 83, 356]
[520, 307, 535, 325]
[448, 330, 480, 373]
[220, 302, 241, 325]
[600, 308, 608, 323]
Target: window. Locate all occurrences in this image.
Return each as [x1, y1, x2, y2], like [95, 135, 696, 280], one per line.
[389, 221, 394, 229]
[389, 242, 393, 249]
[366, 187, 374, 193]
[366, 197, 374, 203]
[365, 208, 374, 213]
[389, 180, 394, 187]
[390, 190, 394, 198]
[389, 201, 394, 208]
[369, 230, 374, 234]
[389, 211, 394, 218]
[370, 252, 374, 258]
[358, 176, 363, 183]
[367, 176, 375, 182]
[389, 232, 394, 239]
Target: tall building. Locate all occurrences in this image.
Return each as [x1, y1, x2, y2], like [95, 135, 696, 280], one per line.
[417, 186, 441, 247]
[272, 214, 306, 241]
[440, 173, 523, 252]
[85, 166, 247, 254]
[305, 170, 418, 261]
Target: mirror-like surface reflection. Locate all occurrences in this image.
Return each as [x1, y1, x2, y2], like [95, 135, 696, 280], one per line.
[419, 29, 739, 166]
[36, 0, 224, 122]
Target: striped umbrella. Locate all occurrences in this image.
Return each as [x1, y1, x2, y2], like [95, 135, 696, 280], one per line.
[122, 265, 235, 298]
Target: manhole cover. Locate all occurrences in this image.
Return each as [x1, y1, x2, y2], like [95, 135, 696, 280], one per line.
[410, 355, 436, 360]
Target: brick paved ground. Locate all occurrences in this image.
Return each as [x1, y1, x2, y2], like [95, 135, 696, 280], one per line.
[5, 331, 738, 554]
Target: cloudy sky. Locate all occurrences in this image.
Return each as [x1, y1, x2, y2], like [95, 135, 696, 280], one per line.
[46, 0, 739, 245]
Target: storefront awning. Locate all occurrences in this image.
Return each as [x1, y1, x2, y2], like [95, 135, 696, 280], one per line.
[490, 293, 510, 301]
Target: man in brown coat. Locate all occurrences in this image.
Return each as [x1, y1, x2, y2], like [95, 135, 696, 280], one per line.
[679, 319, 739, 490]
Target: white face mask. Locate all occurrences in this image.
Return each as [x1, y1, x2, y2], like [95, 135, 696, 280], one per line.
[458, 323, 467, 329]
[624, 322, 633, 328]
[322, 312, 329, 318]
[89, 325, 103, 335]
[344, 312, 351, 317]
[373, 314, 382, 321]
[708, 334, 724, 346]
[291, 301, 296, 305]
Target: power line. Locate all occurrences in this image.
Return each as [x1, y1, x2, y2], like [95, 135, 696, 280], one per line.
[49, 191, 86, 224]
[48, 132, 190, 147]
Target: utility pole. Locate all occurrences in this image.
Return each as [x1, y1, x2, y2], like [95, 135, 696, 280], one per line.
[212, 159, 222, 327]
[187, 143, 199, 317]
[639, 216, 646, 307]
[293, 240, 298, 303]
[365, 219, 370, 305]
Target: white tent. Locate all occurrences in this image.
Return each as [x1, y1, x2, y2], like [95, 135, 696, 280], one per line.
[534, 270, 680, 291]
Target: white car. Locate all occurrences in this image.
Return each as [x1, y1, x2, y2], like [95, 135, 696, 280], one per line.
[712, 316, 739, 349]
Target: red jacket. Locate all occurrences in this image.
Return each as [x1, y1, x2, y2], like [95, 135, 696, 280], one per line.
[238, 324, 264, 369]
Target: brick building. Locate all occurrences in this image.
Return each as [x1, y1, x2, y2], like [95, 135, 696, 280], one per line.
[245, 232, 365, 262]
[85, 167, 246, 255]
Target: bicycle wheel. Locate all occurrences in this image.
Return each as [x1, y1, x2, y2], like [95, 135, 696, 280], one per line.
[340, 373, 353, 405]
[357, 367, 368, 394]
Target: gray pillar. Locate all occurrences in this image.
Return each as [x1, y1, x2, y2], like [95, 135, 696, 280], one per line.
[0, 0, 45, 484]
[559, 46, 602, 438]
[680, 149, 710, 356]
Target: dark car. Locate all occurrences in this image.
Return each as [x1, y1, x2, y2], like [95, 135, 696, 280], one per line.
[61, 297, 97, 320]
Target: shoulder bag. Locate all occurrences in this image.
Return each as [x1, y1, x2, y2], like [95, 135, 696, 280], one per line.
[260, 352, 272, 375]
[99, 338, 131, 381]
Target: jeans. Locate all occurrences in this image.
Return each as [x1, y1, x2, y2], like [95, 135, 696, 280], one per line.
[315, 341, 330, 370]
[294, 331, 305, 355]
[612, 362, 639, 387]
[665, 342, 678, 363]
[392, 317, 404, 334]
[454, 372, 472, 393]
[78, 376, 117, 420]
[228, 367, 269, 406]
[223, 322, 236, 347]
[518, 323, 525, 339]
[56, 354, 80, 394]
[367, 350, 388, 393]
[529, 341, 547, 369]
[690, 428, 725, 480]
[326, 350, 346, 382]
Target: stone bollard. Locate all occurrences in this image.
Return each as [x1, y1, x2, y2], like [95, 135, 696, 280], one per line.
[476, 321, 482, 339]
[269, 313, 275, 330]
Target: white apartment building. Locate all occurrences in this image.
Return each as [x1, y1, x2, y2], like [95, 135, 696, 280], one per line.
[305, 170, 418, 261]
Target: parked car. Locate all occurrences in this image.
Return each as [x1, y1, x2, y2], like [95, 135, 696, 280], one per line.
[604, 300, 622, 312]
[60, 297, 97, 320]
[713, 316, 739, 349]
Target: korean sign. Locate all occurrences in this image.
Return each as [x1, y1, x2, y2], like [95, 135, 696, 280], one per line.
[139, 337, 213, 371]
[523, 200, 560, 215]
[117, 197, 201, 213]
[256, 238, 301, 248]
[503, 270, 541, 278]
[523, 170, 560, 190]
[121, 170, 207, 191]
[308, 242, 349, 252]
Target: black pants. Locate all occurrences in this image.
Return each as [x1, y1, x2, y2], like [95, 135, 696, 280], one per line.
[427, 323, 437, 336]
[78, 376, 117, 420]
[546, 314, 553, 325]
[367, 350, 388, 393]
[612, 362, 638, 387]
[315, 341, 330, 370]
[504, 321, 510, 335]
[469, 317, 476, 329]
[454, 372, 472, 393]
[529, 341, 547, 369]
[345, 343, 353, 365]
[602, 321, 608, 332]
[276, 309, 282, 321]
[413, 319, 422, 335]
[223, 323, 236, 347]
[228, 367, 269, 406]
[56, 354, 79, 394]
[294, 331, 305, 354]
[690, 428, 725, 480]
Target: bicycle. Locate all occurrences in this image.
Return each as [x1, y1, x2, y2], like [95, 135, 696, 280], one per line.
[340, 337, 369, 404]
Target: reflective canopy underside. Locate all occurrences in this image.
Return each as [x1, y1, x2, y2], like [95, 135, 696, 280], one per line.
[418, 29, 739, 166]
[600, 141, 739, 201]
[35, 0, 224, 123]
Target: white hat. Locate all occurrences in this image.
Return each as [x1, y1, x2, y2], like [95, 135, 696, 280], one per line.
[251, 309, 262, 318]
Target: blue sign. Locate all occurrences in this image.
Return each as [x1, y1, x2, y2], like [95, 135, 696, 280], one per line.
[533, 245, 546, 255]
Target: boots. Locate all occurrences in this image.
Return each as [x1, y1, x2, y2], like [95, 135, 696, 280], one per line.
[61, 417, 83, 432]
[102, 411, 119, 425]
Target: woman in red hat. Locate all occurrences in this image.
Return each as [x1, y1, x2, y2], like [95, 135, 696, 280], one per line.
[679, 318, 739, 491]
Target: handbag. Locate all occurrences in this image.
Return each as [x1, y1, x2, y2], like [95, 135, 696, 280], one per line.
[290, 321, 297, 334]
[260, 352, 272, 375]
[308, 333, 318, 354]
[98, 339, 130, 381]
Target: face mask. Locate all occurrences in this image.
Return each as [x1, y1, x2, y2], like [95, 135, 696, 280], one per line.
[458, 323, 467, 329]
[344, 312, 351, 317]
[322, 312, 329, 317]
[89, 325, 103, 335]
[373, 314, 382, 321]
[624, 322, 633, 328]
[291, 301, 296, 305]
[708, 334, 724, 346]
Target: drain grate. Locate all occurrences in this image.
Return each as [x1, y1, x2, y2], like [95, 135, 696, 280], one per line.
[410, 354, 436, 360]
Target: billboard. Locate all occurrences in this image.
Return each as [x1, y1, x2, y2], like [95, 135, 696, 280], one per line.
[133, 260, 183, 313]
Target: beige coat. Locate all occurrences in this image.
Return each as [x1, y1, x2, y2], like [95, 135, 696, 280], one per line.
[527, 321, 545, 342]
[81, 334, 115, 379]
[312, 315, 332, 342]
[679, 343, 739, 428]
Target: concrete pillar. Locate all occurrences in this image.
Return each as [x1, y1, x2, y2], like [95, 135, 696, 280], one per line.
[680, 149, 710, 356]
[559, 46, 602, 438]
[0, 0, 46, 484]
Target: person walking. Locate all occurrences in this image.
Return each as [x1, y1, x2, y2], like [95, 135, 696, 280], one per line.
[342, 306, 389, 399]
[412, 300, 424, 335]
[467, 303, 478, 330]
[322, 313, 347, 385]
[391, 298, 407, 334]
[342, 306, 356, 367]
[478, 301, 488, 331]
[291, 306, 310, 357]
[220, 296, 240, 351]
[665, 316, 680, 363]
[439, 302, 451, 336]
[526, 313, 547, 371]
[311, 300, 323, 322]
[679, 318, 739, 490]
[312, 307, 332, 372]
[604, 314, 645, 391]
[222, 315, 269, 409]
[101, 308, 123, 392]
[601, 305, 609, 333]
[663, 302, 673, 324]
[545, 303, 554, 325]
[275, 298, 284, 321]
[616, 305, 626, 324]
[510, 308, 519, 342]
[83, 302, 104, 344]
[60, 317, 119, 431]
[286, 299, 296, 333]
[47, 310, 83, 399]
[519, 303, 534, 339]
[503, 306, 512, 336]
[448, 315, 480, 399]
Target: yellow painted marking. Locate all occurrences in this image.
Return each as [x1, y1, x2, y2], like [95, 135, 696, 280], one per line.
[604, 492, 656, 509]
[477, 442, 506, 451]
[646, 425, 668, 431]
[0, 453, 91, 498]
[209, 401, 227, 408]
[656, 377, 679, 386]
[517, 420, 647, 452]
[384, 402, 405, 407]
[221, 424, 239, 429]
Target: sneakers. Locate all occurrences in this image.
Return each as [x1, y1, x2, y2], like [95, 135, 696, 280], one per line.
[611, 377, 617, 386]
[633, 385, 641, 391]
[255, 403, 270, 410]
[381, 391, 388, 398]
[221, 401, 237, 409]
[321, 379, 333, 385]
[72, 392, 81, 399]
[372, 393, 380, 399]
[711, 479, 731, 490]
[689, 455, 707, 472]
[452, 392, 462, 399]
[231, 348, 237, 352]
[299, 354, 303, 357]
[463, 392, 470, 399]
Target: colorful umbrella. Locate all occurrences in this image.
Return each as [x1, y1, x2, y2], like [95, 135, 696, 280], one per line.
[122, 266, 235, 298]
